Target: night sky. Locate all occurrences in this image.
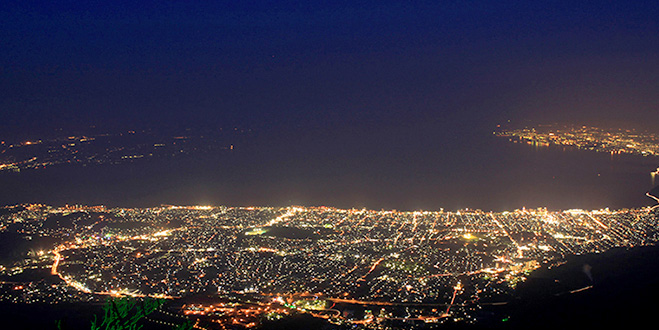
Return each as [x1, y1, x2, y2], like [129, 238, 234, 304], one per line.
[1, 1, 658, 210]
[3, 1, 658, 131]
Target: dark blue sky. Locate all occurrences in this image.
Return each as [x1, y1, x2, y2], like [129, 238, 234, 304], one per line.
[2, 1, 658, 134]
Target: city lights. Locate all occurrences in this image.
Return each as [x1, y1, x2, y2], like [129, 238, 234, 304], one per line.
[0, 203, 657, 328]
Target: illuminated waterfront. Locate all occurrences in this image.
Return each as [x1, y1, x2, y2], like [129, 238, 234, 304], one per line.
[496, 124, 659, 157]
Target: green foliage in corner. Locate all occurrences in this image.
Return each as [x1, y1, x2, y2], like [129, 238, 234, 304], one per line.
[90, 297, 164, 330]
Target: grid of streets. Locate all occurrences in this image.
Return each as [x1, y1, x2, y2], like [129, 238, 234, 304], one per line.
[1, 204, 658, 327]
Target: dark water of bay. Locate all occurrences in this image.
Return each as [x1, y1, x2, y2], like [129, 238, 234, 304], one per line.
[501, 245, 659, 329]
[0, 122, 657, 211]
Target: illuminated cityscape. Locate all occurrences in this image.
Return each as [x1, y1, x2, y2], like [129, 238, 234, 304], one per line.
[2, 1, 658, 329]
[495, 124, 659, 157]
[1, 203, 657, 329]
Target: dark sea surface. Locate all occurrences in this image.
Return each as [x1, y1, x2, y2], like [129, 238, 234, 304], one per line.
[0, 120, 656, 211]
[503, 245, 659, 329]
